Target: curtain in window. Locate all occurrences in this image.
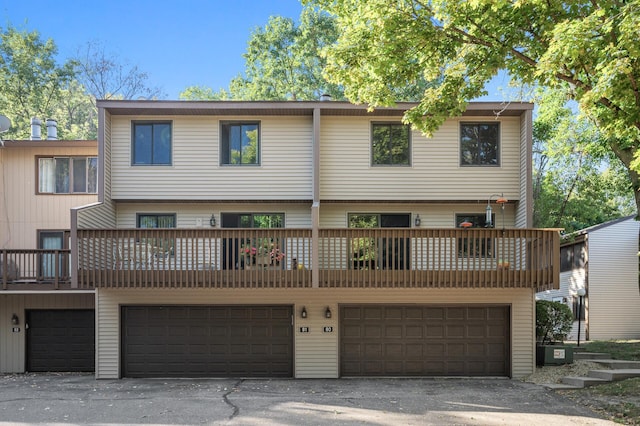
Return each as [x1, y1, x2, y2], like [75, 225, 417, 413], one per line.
[39, 158, 55, 193]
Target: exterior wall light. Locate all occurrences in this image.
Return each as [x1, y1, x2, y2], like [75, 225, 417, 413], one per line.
[11, 314, 19, 325]
[325, 307, 332, 319]
[301, 306, 307, 319]
[414, 214, 421, 227]
[209, 214, 216, 227]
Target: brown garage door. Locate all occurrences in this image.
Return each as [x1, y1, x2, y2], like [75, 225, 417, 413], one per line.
[340, 305, 510, 377]
[26, 310, 95, 372]
[122, 305, 293, 378]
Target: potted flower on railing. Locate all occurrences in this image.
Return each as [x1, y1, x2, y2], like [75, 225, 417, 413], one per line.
[241, 245, 258, 269]
[269, 246, 285, 267]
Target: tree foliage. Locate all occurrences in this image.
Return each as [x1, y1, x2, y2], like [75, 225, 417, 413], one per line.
[181, 8, 343, 101]
[0, 25, 76, 139]
[0, 28, 164, 140]
[74, 41, 164, 103]
[533, 89, 635, 232]
[536, 300, 573, 345]
[308, 0, 640, 214]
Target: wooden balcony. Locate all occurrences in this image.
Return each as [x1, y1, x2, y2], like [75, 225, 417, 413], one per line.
[75, 228, 560, 291]
[1, 249, 72, 289]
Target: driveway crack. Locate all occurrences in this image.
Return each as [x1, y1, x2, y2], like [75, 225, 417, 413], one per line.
[223, 379, 243, 420]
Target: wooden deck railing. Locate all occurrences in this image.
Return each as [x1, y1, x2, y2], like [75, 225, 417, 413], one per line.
[1, 249, 71, 289]
[75, 228, 560, 291]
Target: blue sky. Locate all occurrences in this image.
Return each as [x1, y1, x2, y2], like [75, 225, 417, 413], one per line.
[1, 0, 511, 100]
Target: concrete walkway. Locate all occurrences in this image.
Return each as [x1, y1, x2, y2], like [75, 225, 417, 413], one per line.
[0, 373, 614, 425]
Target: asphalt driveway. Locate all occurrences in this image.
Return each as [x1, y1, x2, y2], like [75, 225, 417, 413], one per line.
[0, 373, 613, 425]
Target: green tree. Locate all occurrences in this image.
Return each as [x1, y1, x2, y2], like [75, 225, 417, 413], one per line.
[75, 41, 164, 103]
[182, 8, 343, 101]
[533, 89, 635, 232]
[308, 0, 640, 214]
[0, 25, 76, 139]
[536, 300, 573, 344]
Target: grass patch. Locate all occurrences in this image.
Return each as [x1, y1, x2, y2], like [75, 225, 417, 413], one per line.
[562, 378, 640, 425]
[560, 340, 640, 424]
[574, 340, 640, 361]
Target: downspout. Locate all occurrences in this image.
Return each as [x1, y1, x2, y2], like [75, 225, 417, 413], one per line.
[312, 108, 321, 288]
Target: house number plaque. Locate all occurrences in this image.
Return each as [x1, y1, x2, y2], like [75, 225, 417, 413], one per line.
[323, 326, 333, 333]
[299, 327, 310, 333]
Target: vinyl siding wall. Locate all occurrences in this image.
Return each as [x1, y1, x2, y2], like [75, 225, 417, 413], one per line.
[588, 219, 640, 339]
[95, 287, 534, 379]
[109, 116, 313, 201]
[320, 116, 522, 201]
[0, 146, 98, 249]
[516, 110, 532, 227]
[115, 203, 312, 228]
[76, 111, 116, 229]
[320, 203, 515, 228]
[0, 293, 95, 373]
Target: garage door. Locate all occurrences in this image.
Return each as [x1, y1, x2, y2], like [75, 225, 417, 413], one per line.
[340, 305, 510, 377]
[26, 310, 95, 372]
[122, 305, 293, 378]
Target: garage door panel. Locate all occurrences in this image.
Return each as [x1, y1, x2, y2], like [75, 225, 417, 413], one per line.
[385, 325, 403, 338]
[363, 307, 383, 320]
[446, 325, 465, 338]
[26, 310, 95, 372]
[406, 325, 424, 338]
[468, 325, 487, 338]
[341, 305, 509, 377]
[122, 305, 292, 378]
[426, 325, 444, 337]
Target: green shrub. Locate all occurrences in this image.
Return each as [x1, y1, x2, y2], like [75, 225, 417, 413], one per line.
[536, 300, 573, 345]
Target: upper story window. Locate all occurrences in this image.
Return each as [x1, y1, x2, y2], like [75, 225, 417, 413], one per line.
[221, 121, 260, 165]
[38, 157, 98, 194]
[460, 122, 500, 166]
[132, 121, 172, 165]
[371, 122, 410, 166]
[560, 243, 585, 272]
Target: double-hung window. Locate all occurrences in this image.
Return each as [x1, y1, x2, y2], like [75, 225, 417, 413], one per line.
[371, 122, 410, 166]
[132, 121, 172, 165]
[38, 157, 98, 194]
[221, 121, 260, 165]
[460, 122, 500, 166]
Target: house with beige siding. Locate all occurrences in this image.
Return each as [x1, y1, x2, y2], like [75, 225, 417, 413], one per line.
[5, 100, 558, 379]
[0, 121, 97, 373]
[537, 216, 640, 342]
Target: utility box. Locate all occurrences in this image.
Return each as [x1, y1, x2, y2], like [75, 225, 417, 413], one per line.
[536, 345, 574, 366]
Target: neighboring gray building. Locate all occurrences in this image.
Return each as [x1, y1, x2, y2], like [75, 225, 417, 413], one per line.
[537, 216, 640, 341]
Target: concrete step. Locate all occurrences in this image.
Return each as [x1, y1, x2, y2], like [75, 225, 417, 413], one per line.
[561, 376, 609, 388]
[573, 351, 611, 360]
[543, 383, 582, 390]
[592, 360, 640, 369]
[589, 369, 640, 381]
